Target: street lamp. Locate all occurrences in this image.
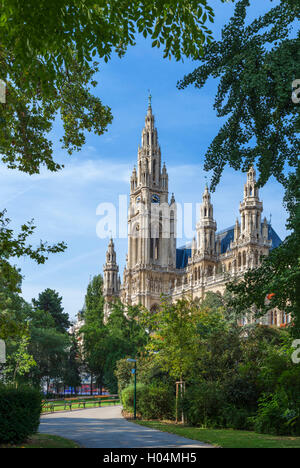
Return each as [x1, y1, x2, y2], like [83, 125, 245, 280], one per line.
[127, 358, 137, 419]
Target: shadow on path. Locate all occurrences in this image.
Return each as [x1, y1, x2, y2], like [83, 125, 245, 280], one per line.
[39, 406, 213, 448]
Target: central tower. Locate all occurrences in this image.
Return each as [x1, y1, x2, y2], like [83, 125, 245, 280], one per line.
[123, 96, 177, 309]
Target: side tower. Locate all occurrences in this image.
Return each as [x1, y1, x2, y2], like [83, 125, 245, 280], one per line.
[229, 166, 271, 271]
[123, 96, 177, 310]
[103, 238, 120, 321]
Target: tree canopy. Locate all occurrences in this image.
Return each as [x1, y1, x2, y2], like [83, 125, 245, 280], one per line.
[178, 0, 300, 330]
[178, 0, 299, 189]
[0, 0, 224, 176]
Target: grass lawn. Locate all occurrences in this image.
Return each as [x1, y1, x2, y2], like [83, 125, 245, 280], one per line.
[0, 433, 80, 448]
[133, 420, 300, 448]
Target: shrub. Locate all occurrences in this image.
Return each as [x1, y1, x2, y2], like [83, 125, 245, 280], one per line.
[121, 382, 175, 420]
[252, 391, 298, 436]
[182, 381, 225, 428]
[0, 385, 43, 444]
[221, 405, 254, 430]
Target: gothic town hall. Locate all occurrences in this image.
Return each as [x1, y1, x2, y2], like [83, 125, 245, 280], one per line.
[102, 99, 282, 323]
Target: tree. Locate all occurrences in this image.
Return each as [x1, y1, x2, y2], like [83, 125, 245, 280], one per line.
[63, 332, 82, 394]
[4, 333, 36, 386]
[80, 275, 107, 394]
[178, 0, 299, 189]
[0, 1, 225, 294]
[143, 298, 199, 382]
[178, 0, 300, 330]
[27, 310, 69, 391]
[32, 288, 70, 334]
[0, 211, 66, 301]
[103, 301, 148, 392]
[0, 0, 223, 177]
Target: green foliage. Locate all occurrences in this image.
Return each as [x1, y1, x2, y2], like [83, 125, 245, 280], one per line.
[0, 0, 220, 176]
[80, 275, 106, 390]
[32, 288, 70, 333]
[122, 382, 175, 420]
[103, 302, 148, 392]
[0, 385, 42, 444]
[252, 391, 299, 436]
[182, 381, 225, 428]
[63, 332, 82, 391]
[143, 298, 200, 381]
[178, 0, 299, 190]
[178, 0, 300, 330]
[4, 332, 36, 384]
[0, 211, 66, 302]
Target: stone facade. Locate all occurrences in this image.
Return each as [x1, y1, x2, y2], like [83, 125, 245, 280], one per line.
[102, 100, 287, 326]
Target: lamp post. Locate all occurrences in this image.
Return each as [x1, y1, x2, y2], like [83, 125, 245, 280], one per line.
[127, 358, 137, 419]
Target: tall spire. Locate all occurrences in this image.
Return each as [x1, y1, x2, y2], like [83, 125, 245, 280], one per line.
[148, 90, 152, 108]
[196, 185, 217, 255]
[240, 166, 263, 238]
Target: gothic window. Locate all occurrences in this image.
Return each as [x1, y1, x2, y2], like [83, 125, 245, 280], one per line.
[155, 238, 159, 260]
[204, 207, 207, 217]
[135, 238, 139, 264]
[147, 133, 149, 145]
[228, 262, 231, 270]
[153, 159, 156, 182]
[242, 214, 245, 230]
[256, 213, 259, 229]
[170, 211, 174, 237]
[254, 250, 258, 265]
[243, 251, 246, 266]
[250, 186, 253, 196]
[238, 252, 242, 267]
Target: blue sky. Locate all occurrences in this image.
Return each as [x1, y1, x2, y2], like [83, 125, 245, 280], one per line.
[1, 0, 288, 321]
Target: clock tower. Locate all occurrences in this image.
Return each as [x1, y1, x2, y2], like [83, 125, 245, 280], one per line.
[123, 96, 177, 309]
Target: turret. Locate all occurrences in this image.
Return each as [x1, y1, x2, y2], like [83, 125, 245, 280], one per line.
[196, 185, 217, 256]
[103, 238, 120, 298]
[239, 166, 263, 240]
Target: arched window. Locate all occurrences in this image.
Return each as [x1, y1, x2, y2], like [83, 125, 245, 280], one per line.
[153, 159, 156, 182]
[170, 211, 174, 238]
[243, 251, 246, 266]
[238, 252, 242, 267]
[204, 207, 207, 217]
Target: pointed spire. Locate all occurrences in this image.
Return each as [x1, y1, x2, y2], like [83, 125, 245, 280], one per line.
[147, 90, 152, 116]
[148, 90, 152, 108]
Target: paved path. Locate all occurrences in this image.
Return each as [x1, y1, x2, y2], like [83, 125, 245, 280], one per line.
[39, 406, 213, 448]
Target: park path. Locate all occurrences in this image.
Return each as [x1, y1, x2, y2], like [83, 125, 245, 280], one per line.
[39, 405, 213, 448]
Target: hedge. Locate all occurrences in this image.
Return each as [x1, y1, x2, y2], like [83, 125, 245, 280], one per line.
[0, 385, 43, 444]
[122, 382, 175, 420]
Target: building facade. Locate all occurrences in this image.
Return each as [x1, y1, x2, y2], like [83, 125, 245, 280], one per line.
[103, 100, 284, 325]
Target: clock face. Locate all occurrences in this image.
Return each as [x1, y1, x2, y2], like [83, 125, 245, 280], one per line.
[151, 194, 160, 203]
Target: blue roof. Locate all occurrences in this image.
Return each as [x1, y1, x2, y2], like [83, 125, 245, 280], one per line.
[176, 247, 191, 269]
[217, 226, 235, 254]
[175, 224, 282, 269]
[268, 225, 282, 250]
